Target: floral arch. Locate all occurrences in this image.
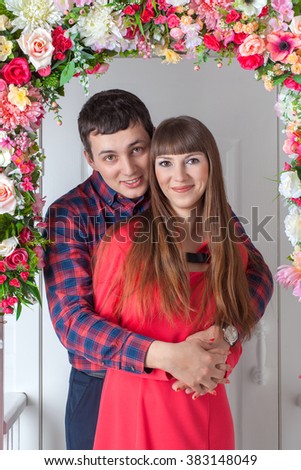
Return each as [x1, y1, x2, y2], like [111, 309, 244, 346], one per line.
[0, 0, 301, 317]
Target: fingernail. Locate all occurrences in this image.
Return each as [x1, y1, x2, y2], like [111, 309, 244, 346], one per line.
[225, 379, 230, 384]
[209, 337, 215, 342]
[209, 390, 217, 396]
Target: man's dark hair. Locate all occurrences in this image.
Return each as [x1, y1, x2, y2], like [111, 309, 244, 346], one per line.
[78, 89, 154, 159]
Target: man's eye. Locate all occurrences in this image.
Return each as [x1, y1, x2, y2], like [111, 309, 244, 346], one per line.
[104, 155, 116, 162]
[132, 147, 143, 154]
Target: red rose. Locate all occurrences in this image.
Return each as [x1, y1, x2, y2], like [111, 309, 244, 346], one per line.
[203, 34, 222, 52]
[123, 4, 139, 15]
[2, 58, 32, 85]
[233, 32, 248, 45]
[9, 278, 20, 288]
[0, 274, 7, 284]
[284, 76, 301, 91]
[19, 227, 33, 244]
[38, 65, 51, 77]
[5, 248, 28, 270]
[0, 261, 6, 272]
[237, 53, 264, 70]
[140, 8, 155, 23]
[225, 10, 241, 24]
[20, 271, 29, 282]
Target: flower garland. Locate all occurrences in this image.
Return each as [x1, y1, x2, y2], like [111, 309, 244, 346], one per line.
[0, 0, 301, 317]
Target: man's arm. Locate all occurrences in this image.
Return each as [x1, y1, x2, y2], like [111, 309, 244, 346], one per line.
[231, 209, 274, 318]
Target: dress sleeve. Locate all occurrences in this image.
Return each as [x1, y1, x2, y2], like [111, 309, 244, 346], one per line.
[43, 206, 154, 374]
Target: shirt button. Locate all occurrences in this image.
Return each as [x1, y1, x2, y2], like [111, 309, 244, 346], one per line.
[131, 366, 135, 372]
[101, 361, 105, 366]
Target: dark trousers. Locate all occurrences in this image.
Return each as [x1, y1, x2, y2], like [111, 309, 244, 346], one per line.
[65, 368, 105, 450]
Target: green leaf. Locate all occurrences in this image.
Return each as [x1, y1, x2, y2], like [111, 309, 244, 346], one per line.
[16, 301, 22, 321]
[292, 75, 301, 84]
[273, 74, 290, 85]
[0, 213, 16, 242]
[134, 13, 145, 36]
[59, 61, 76, 87]
[25, 282, 42, 305]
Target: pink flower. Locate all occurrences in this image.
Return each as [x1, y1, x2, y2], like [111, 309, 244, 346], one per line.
[19, 227, 33, 244]
[32, 193, 46, 215]
[86, 63, 109, 75]
[266, 32, 301, 63]
[154, 15, 167, 25]
[9, 278, 20, 288]
[167, 13, 180, 29]
[237, 54, 264, 70]
[0, 274, 7, 284]
[271, 0, 294, 23]
[7, 296, 18, 306]
[21, 177, 34, 191]
[170, 28, 184, 41]
[203, 34, 222, 52]
[0, 79, 7, 91]
[275, 264, 301, 301]
[225, 9, 241, 24]
[0, 261, 6, 272]
[5, 248, 28, 269]
[239, 34, 266, 57]
[123, 4, 140, 15]
[38, 65, 51, 77]
[284, 76, 301, 92]
[17, 28, 54, 71]
[0, 174, 17, 215]
[284, 162, 292, 171]
[2, 58, 32, 85]
[20, 271, 29, 282]
[0, 84, 45, 132]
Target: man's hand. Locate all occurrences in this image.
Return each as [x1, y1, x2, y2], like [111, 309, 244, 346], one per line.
[145, 325, 230, 398]
[172, 325, 231, 399]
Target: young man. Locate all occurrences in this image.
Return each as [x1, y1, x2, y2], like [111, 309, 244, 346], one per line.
[43, 89, 273, 450]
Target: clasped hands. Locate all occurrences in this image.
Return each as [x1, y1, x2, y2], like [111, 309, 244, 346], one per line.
[169, 325, 231, 400]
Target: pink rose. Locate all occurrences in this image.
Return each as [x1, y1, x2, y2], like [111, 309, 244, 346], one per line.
[38, 65, 51, 77]
[284, 76, 301, 91]
[239, 34, 266, 56]
[86, 63, 109, 75]
[7, 296, 18, 306]
[17, 28, 54, 71]
[123, 4, 139, 15]
[170, 27, 184, 41]
[0, 261, 6, 272]
[233, 32, 248, 45]
[237, 53, 264, 70]
[9, 278, 20, 288]
[0, 174, 17, 215]
[2, 57, 32, 85]
[284, 162, 292, 171]
[167, 13, 180, 29]
[0, 79, 7, 91]
[290, 16, 301, 35]
[225, 9, 241, 24]
[0, 274, 7, 284]
[5, 248, 28, 269]
[203, 34, 222, 52]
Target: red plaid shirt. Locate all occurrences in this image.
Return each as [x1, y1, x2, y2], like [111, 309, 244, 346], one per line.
[43, 171, 273, 375]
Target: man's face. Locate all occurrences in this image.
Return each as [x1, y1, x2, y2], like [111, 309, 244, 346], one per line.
[85, 123, 151, 199]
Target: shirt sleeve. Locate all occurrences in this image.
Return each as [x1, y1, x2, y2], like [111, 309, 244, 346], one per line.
[230, 209, 274, 319]
[225, 341, 242, 378]
[43, 204, 154, 374]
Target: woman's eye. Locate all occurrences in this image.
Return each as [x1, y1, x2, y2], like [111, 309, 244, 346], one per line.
[158, 161, 171, 167]
[187, 158, 199, 165]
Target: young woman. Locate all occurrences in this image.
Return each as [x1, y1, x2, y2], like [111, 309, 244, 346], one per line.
[92, 116, 263, 450]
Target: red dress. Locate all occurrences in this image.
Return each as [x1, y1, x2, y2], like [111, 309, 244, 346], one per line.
[92, 224, 245, 450]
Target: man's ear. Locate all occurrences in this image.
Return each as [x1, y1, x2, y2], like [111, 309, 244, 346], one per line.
[84, 149, 95, 170]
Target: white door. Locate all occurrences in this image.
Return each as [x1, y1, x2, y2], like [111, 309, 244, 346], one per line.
[4, 57, 299, 449]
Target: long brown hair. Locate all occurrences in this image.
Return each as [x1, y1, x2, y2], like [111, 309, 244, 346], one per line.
[97, 116, 257, 340]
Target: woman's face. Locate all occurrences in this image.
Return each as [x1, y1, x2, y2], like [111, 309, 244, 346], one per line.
[155, 152, 209, 218]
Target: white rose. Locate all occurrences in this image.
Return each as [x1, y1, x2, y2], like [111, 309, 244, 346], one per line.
[17, 28, 54, 71]
[0, 131, 13, 167]
[290, 16, 301, 36]
[284, 205, 301, 246]
[165, 0, 189, 5]
[0, 236, 18, 257]
[279, 171, 301, 198]
[0, 173, 17, 215]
